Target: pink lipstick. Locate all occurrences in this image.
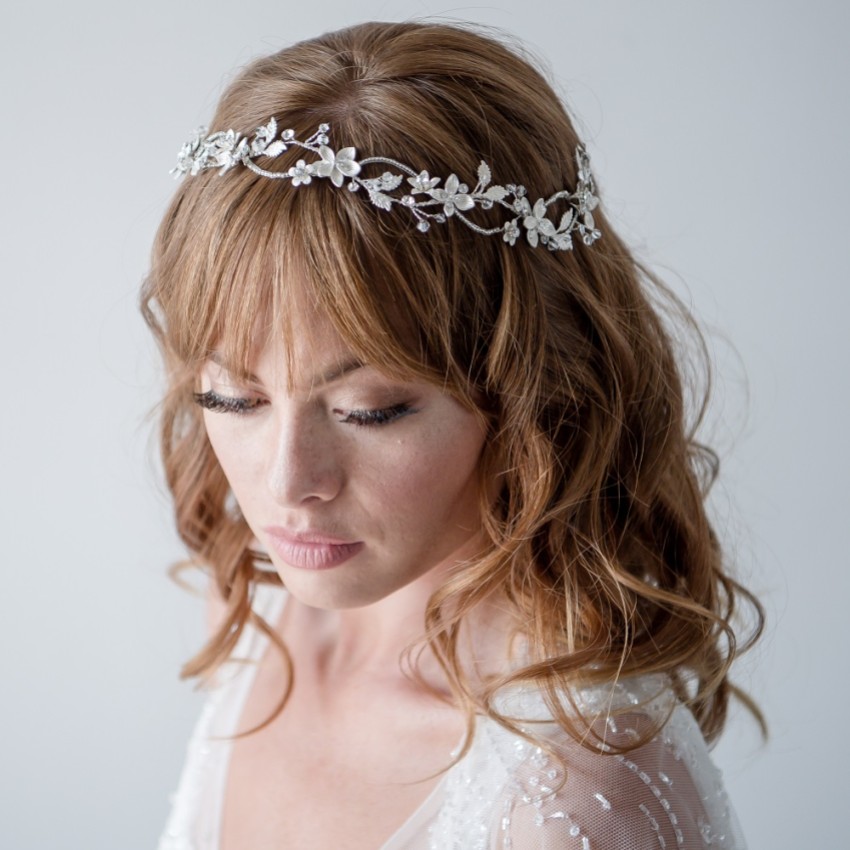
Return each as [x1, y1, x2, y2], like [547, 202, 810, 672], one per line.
[264, 527, 364, 571]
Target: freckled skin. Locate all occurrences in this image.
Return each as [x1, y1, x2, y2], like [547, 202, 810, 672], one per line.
[200, 306, 489, 612]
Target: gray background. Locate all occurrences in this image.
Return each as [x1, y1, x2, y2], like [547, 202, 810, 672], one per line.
[1, 1, 846, 847]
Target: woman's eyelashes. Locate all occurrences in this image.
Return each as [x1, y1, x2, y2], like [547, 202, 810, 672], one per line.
[194, 389, 417, 427]
[335, 402, 416, 427]
[193, 389, 267, 415]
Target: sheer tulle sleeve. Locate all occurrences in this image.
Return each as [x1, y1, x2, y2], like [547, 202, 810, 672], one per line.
[493, 702, 745, 850]
[423, 678, 745, 850]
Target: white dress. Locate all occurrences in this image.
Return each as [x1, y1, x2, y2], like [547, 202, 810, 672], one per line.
[158, 584, 746, 849]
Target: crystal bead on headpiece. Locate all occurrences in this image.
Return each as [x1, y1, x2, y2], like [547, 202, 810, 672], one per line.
[171, 119, 602, 251]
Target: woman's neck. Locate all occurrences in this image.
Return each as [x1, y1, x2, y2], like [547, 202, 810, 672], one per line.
[283, 559, 516, 699]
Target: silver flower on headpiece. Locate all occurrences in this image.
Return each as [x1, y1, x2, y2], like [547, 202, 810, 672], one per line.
[503, 219, 521, 246]
[171, 122, 602, 252]
[408, 171, 441, 194]
[172, 127, 208, 177]
[205, 130, 243, 171]
[314, 146, 361, 187]
[521, 198, 557, 248]
[288, 160, 314, 186]
[429, 174, 475, 217]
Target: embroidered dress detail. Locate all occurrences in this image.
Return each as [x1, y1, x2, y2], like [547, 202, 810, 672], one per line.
[158, 587, 747, 849]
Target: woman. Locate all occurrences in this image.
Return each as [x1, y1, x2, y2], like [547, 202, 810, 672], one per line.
[145, 20, 763, 849]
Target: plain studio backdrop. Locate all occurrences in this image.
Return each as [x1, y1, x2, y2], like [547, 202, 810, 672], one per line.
[1, 1, 846, 847]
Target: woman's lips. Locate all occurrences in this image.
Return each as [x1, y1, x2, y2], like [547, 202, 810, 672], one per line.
[263, 527, 364, 570]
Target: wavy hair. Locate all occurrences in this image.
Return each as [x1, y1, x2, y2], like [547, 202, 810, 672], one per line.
[142, 20, 764, 752]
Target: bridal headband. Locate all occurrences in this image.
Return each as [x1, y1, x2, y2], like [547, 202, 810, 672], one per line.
[172, 119, 602, 252]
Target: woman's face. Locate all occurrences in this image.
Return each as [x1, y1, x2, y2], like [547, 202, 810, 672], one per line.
[198, 303, 489, 610]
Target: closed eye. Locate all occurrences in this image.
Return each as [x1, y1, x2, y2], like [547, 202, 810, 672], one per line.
[193, 389, 267, 415]
[336, 403, 416, 427]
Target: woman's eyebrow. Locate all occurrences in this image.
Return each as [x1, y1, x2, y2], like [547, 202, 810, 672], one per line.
[208, 351, 259, 383]
[313, 357, 365, 387]
[208, 351, 365, 387]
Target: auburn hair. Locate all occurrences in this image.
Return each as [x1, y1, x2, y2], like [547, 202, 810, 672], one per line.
[142, 20, 763, 752]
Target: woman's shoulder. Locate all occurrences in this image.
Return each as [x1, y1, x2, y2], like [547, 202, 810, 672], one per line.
[433, 675, 745, 850]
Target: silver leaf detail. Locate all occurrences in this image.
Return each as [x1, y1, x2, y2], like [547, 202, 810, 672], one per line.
[477, 161, 491, 188]
[369, 191, 393, 211]
[378, 173, 404, 192]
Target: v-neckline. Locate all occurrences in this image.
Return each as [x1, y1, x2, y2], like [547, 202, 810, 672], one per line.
[211, 583, 456, 850]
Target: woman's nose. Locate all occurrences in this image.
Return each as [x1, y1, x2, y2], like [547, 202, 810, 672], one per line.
[265, 412, 343, 505]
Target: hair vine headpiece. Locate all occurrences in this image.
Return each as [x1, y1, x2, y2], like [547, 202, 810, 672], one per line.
[172, 119, 601, 251]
